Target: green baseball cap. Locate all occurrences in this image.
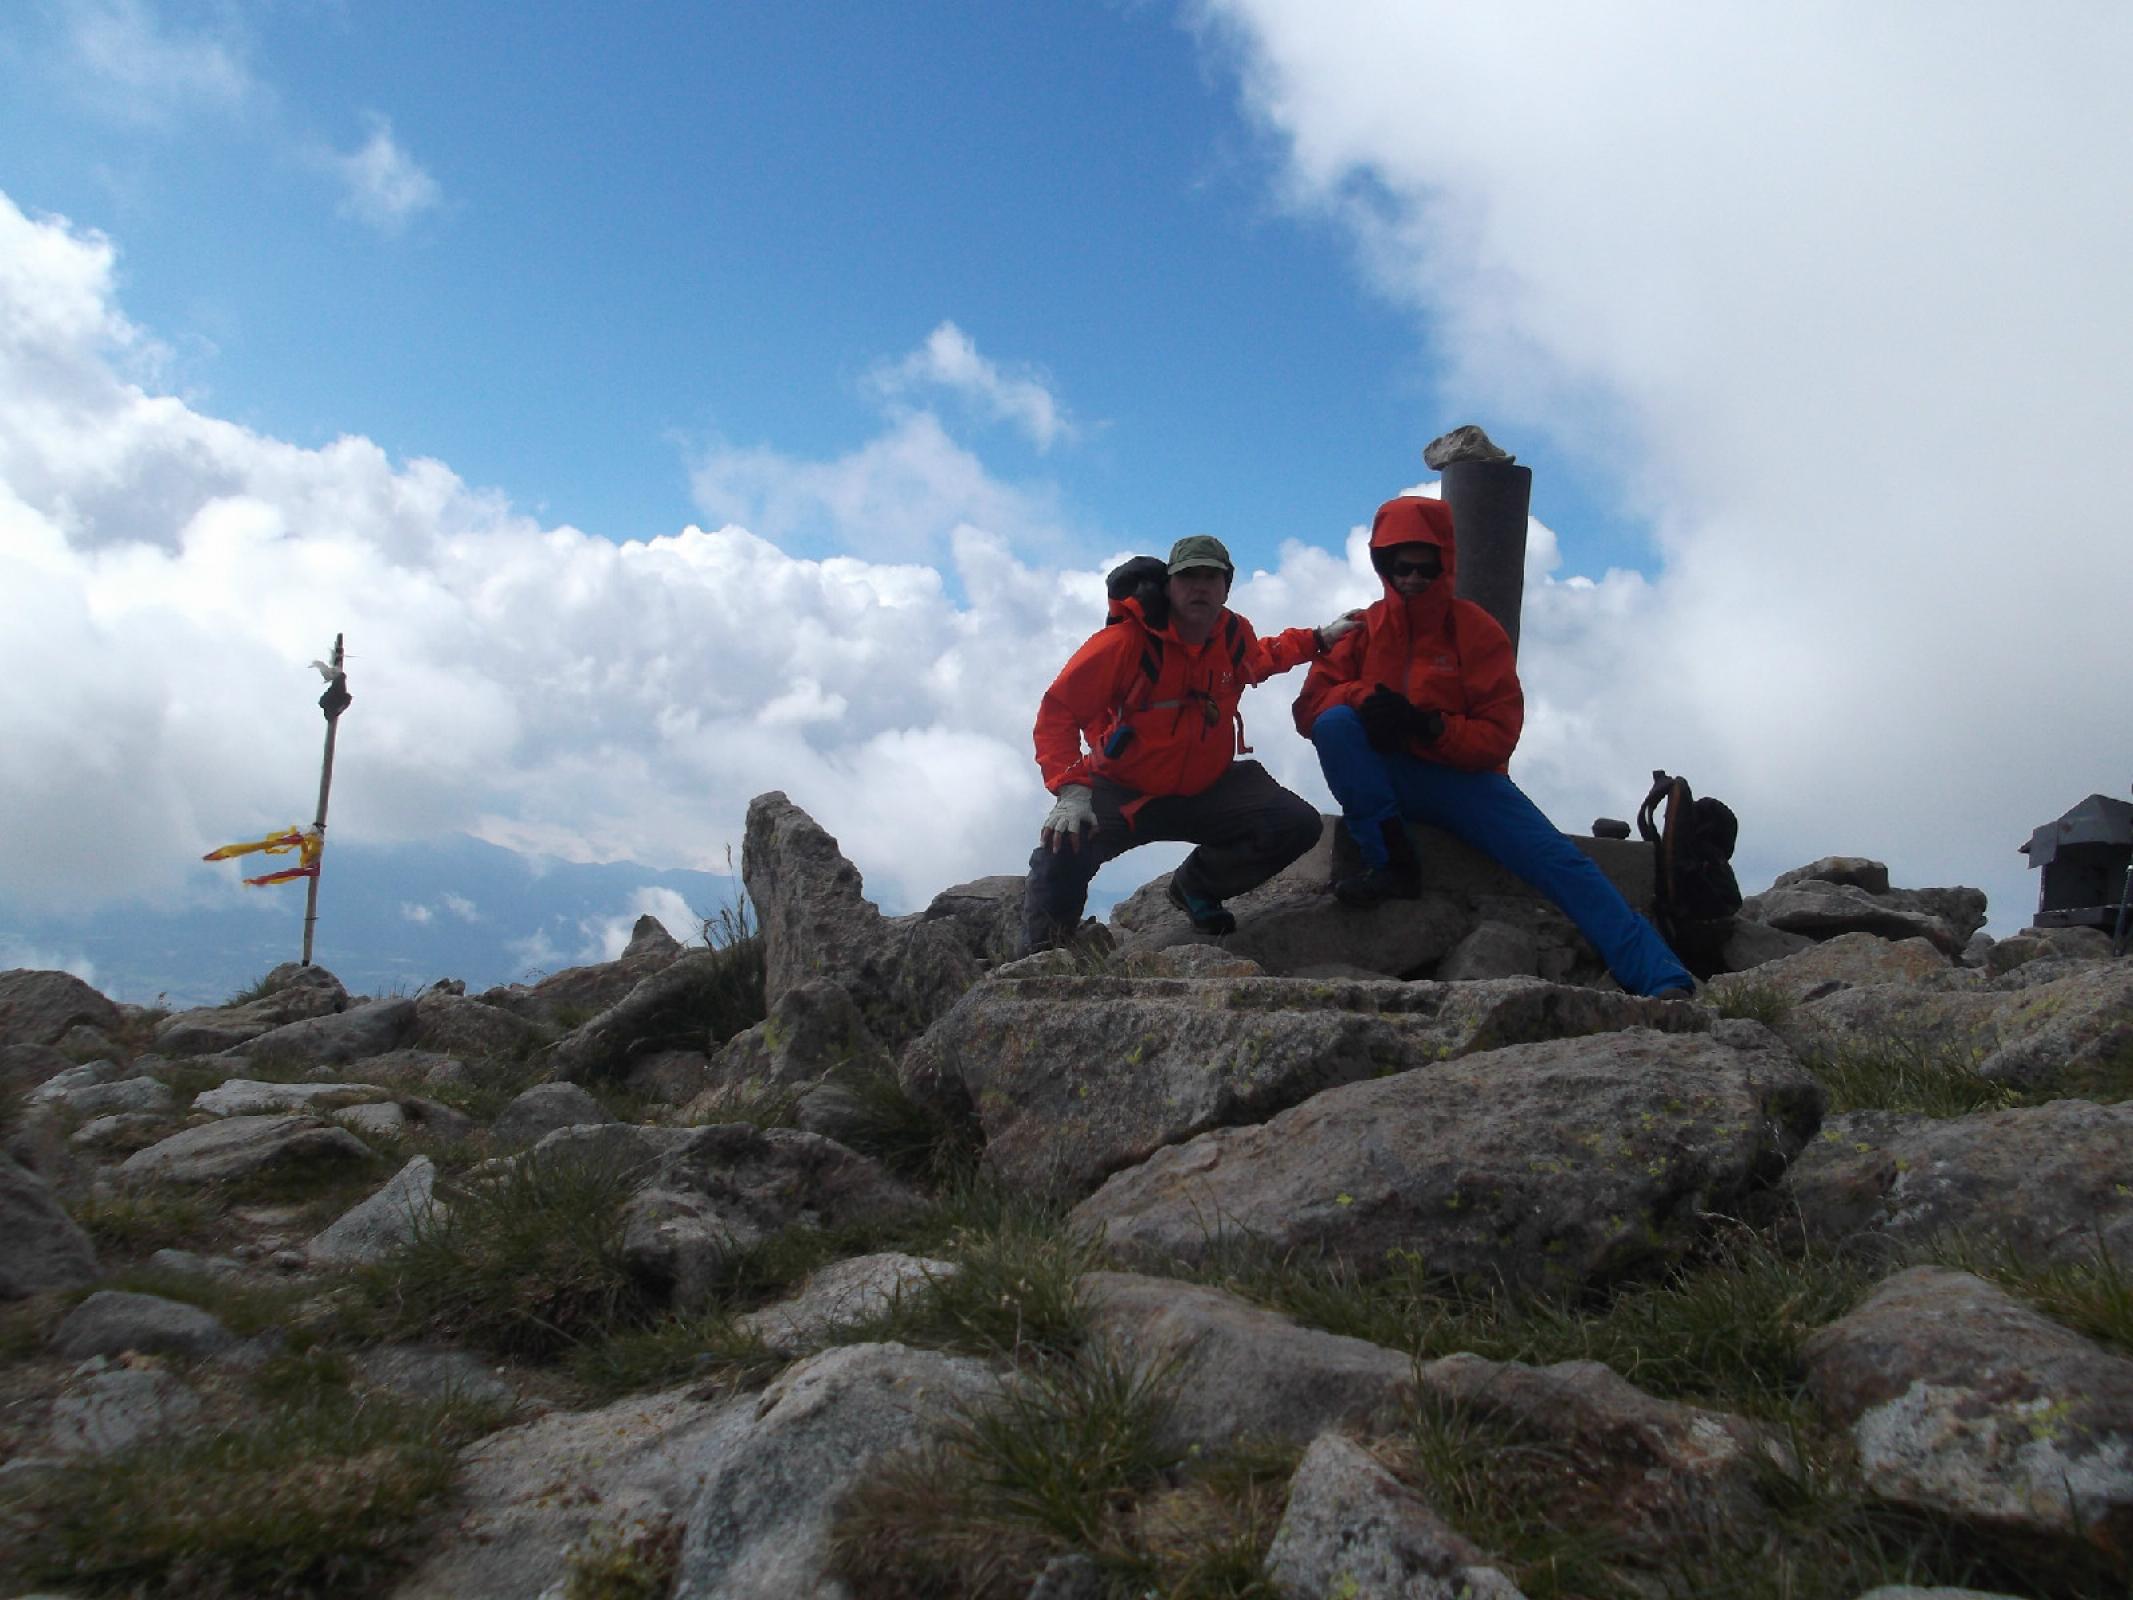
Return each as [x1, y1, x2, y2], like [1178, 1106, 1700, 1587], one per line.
[1166, 535, 1234, 577]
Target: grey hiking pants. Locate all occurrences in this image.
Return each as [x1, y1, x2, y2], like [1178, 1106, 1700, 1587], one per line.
[1022, 760, 1323, 953]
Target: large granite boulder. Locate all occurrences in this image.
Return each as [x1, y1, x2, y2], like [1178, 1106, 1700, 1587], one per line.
[472, 914, 690, 1026]
[743, 792, 979, 1051]
[0, 969, 124, 1050]
[1740, 878, 1986, 957]
[490, 1082, 613, 1146]
[1787, 1101, 2133, 1265]
[1803, 1266, 2133, 1564]
[902, 973, 1710, 1202]
[191, 1078, 391, 1117]
[405, 990, 551, 1062]
[1704, 933, 1953, 1011]
[308, 1156, 442, 1265]
[1071, 1022, 1823, 1293]
[708, 977, 893, 1092]
[220, 996, 418, 1066]
[548, 948, 765, 1083]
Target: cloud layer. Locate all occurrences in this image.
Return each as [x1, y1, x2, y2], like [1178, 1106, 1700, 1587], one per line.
[1202, 0, 2133, 920]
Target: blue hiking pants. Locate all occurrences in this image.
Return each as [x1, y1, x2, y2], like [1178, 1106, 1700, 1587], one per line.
[1311, 704, 1693, 997]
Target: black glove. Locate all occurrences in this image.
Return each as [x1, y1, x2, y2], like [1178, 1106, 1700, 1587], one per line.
[1358, 686, 1410, 751]
[1410, 706, 1445, 744]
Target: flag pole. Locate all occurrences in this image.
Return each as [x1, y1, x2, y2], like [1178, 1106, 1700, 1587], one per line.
[303, 634, 352, 966]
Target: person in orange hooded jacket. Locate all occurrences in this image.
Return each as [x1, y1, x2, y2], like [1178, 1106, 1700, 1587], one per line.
[1293, 495, 1694, 998]
[1025, 534, 1361, 949]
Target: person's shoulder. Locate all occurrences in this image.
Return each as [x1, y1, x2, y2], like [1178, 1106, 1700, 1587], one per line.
[1449, 597, 1512, 646]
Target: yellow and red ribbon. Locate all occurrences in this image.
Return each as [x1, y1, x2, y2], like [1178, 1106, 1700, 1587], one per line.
[203, 826, 322, 886]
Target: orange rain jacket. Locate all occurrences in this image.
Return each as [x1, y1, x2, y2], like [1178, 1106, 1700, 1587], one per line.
[1034, 596, 1323, 810]
[1291, 495, 1523, 773]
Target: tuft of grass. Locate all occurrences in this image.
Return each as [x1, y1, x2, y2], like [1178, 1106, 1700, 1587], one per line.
[568, 1310, 787, 1401]
[562, 1513, 683, 1600]
[0, 1382, 502, 1599]
[1710, 978, 1793, 1028]
[862, 1190, 1095, 1362]
[691, 869, 769, 1048]
[1806, 1035, 2017, 1118]
[221, 971, 281, 1008]
[832, 1338, 1175, 1596]
[821, 1062, 983, 1186]
[349, 1148, 652, 1361]
[73, 1186, 222, 1258]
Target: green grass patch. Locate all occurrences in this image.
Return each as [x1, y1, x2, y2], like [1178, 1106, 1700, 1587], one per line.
[348, 1148, 652, 1361]
[1709, 978, 1793, 1028]
[821, 1063, 984, 1186]
[0, 1380, 503, 1599]
[1930, 1233, 2133, 1356]
[691, 881, 769, 1048]
[1806, 1035, 2017, 1118]
[102, 1265, 317, 1341]
[72, 1186, 223, 1258]
[562, 1512, 683, 1600]
[567, 1310, 787, 1401]
[851, 1200, 1094, 1362]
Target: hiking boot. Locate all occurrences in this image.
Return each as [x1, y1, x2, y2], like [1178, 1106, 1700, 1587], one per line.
[1332, 861, 1423, 907]
[1333, 819, 1423, 908]
[1166, 875, 1237, 936]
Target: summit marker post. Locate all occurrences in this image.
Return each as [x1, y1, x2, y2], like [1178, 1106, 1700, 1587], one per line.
[303, 634, 352, 966]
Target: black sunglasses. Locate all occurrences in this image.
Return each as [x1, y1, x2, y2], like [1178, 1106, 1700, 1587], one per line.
[1388, 557, 1441, 577]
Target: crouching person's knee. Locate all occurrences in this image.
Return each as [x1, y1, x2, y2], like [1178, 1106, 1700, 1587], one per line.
[1268, 792, 1323, 871]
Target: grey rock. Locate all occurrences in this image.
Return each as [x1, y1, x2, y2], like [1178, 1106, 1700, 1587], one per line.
[406, 991, 551, 1062]
[24, 1055, 134, 1106]
[0, 1150, 99, 1297]
[710, 977, 893, 1092]
[49, 1363, 202, 1456]
[335, 1100, 411, 1139]
[1422, 423, 1514, 470]
[153, 963, 348, 1055]
[472, 922, 690, 1028]
[0, 968, 123, 1049]
[548, 947, 766, 1083]
[1081, 1271, 1414, 1453]
[309, 1156, 442, 1265]
[1706, 932, 1952, 1013]
[492, 1081, 613, 1146]
[1960, 930, 1996, 967]
[1, 1040, 75, 1093]
[1883, 885, 1990, 947]
[671, 1342, 1004, 1600]
[1803, 1266, 2133, 1559]
[1787, 1102, 2133, 1266]
[146, 1247, 245, 1278]
[903, 973, 1711, 1203]
[335, 1048, 470, 1087]
[1025, 1551, 1105, 1600]
[30, 1067, 175, 1120]
[391, 1383, 745, 1600]
[1718, 917, 1820, 972]
[51, 1289, 236, 1359]
[192, 1077, 391, 1117]
[920, 874, 1028, 966]
[54, 1022, 122, 1059]
[120, 1114, 373, 1185]
[1984, 925, 2113, 974]
[1745, 880, 1971, 955]
[1435, 919, 1541, 981]
[744, 791, 980, 1051]
[1772, 857, 1892, 895]
[1264, 1431, 1528, 1600]
[619, 1124, 923, 1310]
[358, 1343, 515, 1408]
[1854, 1589, 2029, 1599]
[1122, 944, 1266, 978]
[624, 1047, 712, 1105]
[224, 996, 417, 1065]
[70, 1110, 178, 1153]
[735, 1251, 958, 1355]
[1072, 1023, 1822, 1292]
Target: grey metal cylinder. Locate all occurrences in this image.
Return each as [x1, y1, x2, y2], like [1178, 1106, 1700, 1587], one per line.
[1441, 458, 1532, 654]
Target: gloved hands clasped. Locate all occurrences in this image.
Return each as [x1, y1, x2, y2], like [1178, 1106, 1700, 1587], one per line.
[1041, 784, 1098, 853]
[1358, 685, 1445, 753]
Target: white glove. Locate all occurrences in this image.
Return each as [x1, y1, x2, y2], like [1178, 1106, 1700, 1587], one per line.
[1316, 610, 1365, 651]
[1041, 784, 1097, 853]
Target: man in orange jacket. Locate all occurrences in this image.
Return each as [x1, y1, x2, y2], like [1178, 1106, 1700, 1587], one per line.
[1293, 495, 1694, 999]
[1025, 535, 1361, 950]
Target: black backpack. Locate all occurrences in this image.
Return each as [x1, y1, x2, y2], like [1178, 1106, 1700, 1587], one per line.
[1637, 770, 1743, 978]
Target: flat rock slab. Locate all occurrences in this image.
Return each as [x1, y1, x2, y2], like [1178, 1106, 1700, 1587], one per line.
[1803, 1265, 2133, 1563]
[1788, 1101, 2133, 1266]
[309, 1156, 442, 1265]
[735, 1251, 957, 1355]
[1706, 933, 1951, 1009]
[1264, 1431, 1528, 1600]
[1071, 1022, 1822, 1293]
[119, 1113, 373, 1185]
[192, 1078, 391, 1117]
[49, 1364, 202, 1456]
[1082, 1271, 1415, 1454]
[491, 1081, 612, 1146]
[904, 974, 1710, 1203]
[153, 967, 348, 1056]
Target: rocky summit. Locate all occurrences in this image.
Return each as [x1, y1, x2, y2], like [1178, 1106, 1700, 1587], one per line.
[1, 793, 2129, 1599]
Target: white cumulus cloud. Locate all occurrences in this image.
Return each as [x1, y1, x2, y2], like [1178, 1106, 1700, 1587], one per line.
[329, 113, 442, 235]
[867, 322, 1077, 451]
[60, 0, 253, 122]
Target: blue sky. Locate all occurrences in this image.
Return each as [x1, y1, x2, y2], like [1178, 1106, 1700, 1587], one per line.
[3, 2, 2129, 1006]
